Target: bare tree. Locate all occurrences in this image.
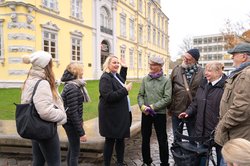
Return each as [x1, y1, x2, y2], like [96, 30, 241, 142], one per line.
[179, 36, 193, 53]
[221, 17, 250, 49]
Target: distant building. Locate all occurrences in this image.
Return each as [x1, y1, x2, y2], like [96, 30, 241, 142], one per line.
[192, 34, 234, 74]
[0, 0, 169, 87]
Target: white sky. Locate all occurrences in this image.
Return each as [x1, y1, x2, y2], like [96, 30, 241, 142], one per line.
[161, 0, 250, 60]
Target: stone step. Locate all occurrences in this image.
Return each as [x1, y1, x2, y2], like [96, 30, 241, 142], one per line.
[0, 105, 141, 159]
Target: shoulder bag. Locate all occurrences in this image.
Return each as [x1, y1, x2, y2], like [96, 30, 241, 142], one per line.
[14, 80, 57, 140]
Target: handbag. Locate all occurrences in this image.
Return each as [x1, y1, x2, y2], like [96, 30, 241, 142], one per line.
[14, 79, 57, 140]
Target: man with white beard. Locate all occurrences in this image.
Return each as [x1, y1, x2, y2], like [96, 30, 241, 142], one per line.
[168, 48, 204, 142]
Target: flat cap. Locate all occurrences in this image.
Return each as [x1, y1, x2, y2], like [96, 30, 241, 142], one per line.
[228, 43, 250, 54]
[149, 56, 164, 66]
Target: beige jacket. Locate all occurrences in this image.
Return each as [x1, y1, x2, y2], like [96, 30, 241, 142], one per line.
[215, 65, 250, 146]
[21, 68, 67, 125]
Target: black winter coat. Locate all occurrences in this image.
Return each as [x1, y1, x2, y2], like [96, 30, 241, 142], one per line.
[61, 70, 85, 137]
[98, 67, 131, 138]
[186, 74, 227, 137]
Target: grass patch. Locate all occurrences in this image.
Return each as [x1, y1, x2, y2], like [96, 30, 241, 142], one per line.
[0, 80, 141, 121]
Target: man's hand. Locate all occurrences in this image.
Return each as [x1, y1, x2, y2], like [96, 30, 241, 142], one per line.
[178, 112, 189, 119]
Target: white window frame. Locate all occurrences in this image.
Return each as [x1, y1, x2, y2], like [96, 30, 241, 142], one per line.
[153, 29, 156, 45]
[165, 37, 168, 50]
[120, 13, 126, 37]
[157, 13, 160, 27]
[138, 0, 143, 13]
[129, 0, 135, 6]
[120, 45, 126, 59]
[161, 34, 164, 49]
[129, 48, 134, 69]
[139, 25, 143, 44]
[129, 18, 135, 40]
[71, 36, 82, 62]
[148, 25, 151, 43]
[162, 17, 164, 30]
[71, 0, 82, 20]
[100, 6, 112, 29]
[147, 3, 151, 20]
[42, 30, 58, 60]
[42, 0, 58, 12]
[138, 52, 142, 69]
[153, 9, 156, 25]
[157, 31, 160, 46]
[0, 19, 3, 62]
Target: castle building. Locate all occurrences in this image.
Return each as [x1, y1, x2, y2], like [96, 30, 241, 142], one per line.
[0, 0, 169, 87]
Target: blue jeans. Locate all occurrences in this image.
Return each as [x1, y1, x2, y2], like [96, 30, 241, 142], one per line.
[63, 123, 81, 166]
[171, 114, 195, 142]
[103, 138, 125, 166]
[141, 113, 169, 166]
[32, 132, 61, 166]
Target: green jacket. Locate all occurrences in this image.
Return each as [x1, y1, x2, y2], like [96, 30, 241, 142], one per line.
[138, 75, 172, 114]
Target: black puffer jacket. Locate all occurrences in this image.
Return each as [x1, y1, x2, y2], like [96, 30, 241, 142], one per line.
[186, 74, 227, 137]
[61, 70, 85, 137]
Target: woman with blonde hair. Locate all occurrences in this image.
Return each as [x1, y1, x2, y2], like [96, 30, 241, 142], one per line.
[179, 62, 227, 165]
[22, 51, 67, 166]
[61, 62, 90, 166]
[222, 138, 250, 166]
[98, 55, 132, 166]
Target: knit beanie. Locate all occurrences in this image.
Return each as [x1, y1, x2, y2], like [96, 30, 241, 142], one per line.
[23, 51, 52, 68]
[187, 48, 200, 61]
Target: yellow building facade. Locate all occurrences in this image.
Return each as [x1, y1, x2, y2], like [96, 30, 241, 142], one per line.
[0, 0, 169, 87]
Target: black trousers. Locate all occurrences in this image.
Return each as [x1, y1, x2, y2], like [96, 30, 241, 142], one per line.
[141, 113, 169, 165]
[103, 137, 125, 166]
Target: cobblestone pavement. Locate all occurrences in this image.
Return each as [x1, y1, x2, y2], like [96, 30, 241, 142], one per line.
[0, 128, 174, 166]
[0, 119, 216, 166]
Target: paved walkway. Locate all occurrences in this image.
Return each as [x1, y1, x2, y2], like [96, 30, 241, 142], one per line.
[0, 111, 216, 166]
[0, 112, 175, 166]
[0, 123, 175, 166]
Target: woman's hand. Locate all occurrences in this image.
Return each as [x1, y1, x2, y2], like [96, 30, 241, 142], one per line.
[80, 135, 87, 142]
[120, 57, 127, 67]
[125, 82, 132, 91]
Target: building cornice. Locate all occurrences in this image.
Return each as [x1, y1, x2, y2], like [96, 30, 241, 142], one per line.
[0, 1, 94, 30]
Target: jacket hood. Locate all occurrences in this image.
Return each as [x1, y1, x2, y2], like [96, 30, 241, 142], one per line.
[61, 70, 76, 82]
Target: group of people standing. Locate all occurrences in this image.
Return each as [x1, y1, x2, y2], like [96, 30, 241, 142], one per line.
[19, 42, 250, 166]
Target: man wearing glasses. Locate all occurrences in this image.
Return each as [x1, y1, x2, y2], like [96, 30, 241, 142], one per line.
[169, 48, 204, 142]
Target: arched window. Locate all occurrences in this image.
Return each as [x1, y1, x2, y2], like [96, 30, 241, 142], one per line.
[100, 7, 111, 29]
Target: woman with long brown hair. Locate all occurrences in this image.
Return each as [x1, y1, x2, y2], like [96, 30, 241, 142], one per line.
[22, 50, 67, 166]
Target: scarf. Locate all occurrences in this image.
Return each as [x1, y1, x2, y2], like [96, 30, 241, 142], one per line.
[67, 79, 91, 102]
[184, 64, 198, 83]
[148, 70, 163, 79]
[228, 62, 250, 78]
